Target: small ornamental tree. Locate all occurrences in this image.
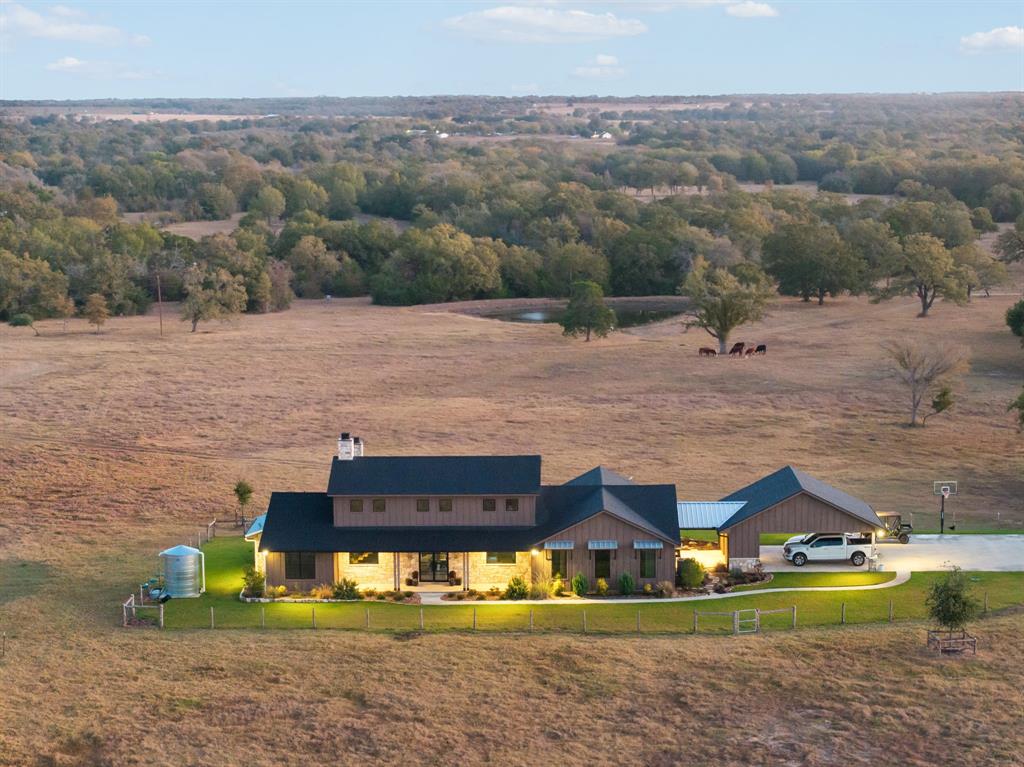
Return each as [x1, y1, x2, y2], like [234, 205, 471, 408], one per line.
[570, 572, 588, 597]
[560, 280, 616, 341]
[83, 293, 109, 333]
[242, 565, 265, 598]
[618, 571, 635, 595]
[233, 480, 254, 522]
[678, 558, 705, 589]
[925, 567, 979, 632]
[503, 576, 529, 600]
[884, 341, 965, 427]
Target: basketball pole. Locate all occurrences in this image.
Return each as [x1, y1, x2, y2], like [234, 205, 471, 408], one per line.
[940, 492, 945, 535]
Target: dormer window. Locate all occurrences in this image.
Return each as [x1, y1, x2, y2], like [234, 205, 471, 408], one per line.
[482, 498, 496, 512]
[416, 498, 429, 513]
[439, 498, 453, 513]
[349, 499, 363, 513]
[505, 498, 519, 512]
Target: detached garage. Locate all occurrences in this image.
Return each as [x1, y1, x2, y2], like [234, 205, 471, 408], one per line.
[714, 466, 884, 570]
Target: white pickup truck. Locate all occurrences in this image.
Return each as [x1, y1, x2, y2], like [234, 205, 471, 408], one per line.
[783, 532, 875, 567]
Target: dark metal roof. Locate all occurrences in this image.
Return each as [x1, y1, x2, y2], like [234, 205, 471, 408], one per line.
[717, 466, 883, 531]
[261, 470, 680, 552]
[564, 466, 635, 486]
[326, 455, 542, 496]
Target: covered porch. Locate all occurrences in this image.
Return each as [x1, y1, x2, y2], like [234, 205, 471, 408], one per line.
[335, 550, 534, 592]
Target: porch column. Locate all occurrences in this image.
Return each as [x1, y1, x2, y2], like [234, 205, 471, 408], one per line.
[463, 552, 469, 591]
[393, 553, 400, 591]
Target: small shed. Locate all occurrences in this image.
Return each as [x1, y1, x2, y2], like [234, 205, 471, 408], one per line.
[159, 544, 206, 598]
[715, 466, 884, 570]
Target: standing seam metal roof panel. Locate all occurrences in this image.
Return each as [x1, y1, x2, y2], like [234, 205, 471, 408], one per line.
[677, 501, 747, 529]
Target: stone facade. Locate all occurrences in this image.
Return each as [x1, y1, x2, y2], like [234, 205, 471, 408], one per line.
[728, 557, 761, 573]
[335, 551, 397, 591]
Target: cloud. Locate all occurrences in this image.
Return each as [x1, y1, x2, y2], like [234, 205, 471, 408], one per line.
[573, 53, 625, 78]
[0, 2, 149, 45]
[724, 2, 778, 18]
[960, 26, 1023, 53]
[442, 6, 646, 43]
[45, 56, 154, 80]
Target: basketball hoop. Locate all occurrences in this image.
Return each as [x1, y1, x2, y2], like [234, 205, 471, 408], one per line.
[933, 480, 957, 535]
[941, 487, 950, 499]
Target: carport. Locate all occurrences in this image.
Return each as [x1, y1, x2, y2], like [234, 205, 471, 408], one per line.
[714, 466, 885, 571]
[676, 501, 746, 570]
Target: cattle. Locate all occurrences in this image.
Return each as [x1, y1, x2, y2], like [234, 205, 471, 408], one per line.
[745, 347, 756, 357]
[698, 347, 717, 357]
[755, 344, 767, 355]
[728, 342, 745, 356]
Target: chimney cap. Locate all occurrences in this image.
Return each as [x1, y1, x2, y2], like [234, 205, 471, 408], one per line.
[340, 432, 351, 440]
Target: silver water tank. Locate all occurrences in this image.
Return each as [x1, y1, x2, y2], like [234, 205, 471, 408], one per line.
[159, 545, 206, 598]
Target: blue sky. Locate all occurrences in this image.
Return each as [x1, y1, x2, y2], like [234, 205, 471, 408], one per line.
[2, 1, 1022, 99]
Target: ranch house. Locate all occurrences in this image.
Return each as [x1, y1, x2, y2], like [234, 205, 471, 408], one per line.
[250, 434, 680, 592]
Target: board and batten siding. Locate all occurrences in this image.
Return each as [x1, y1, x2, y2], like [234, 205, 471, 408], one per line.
[723, 492, 878, 559]
[331, 495, 536, 527]
[265, 551, 335, 590]
[537, 511, 676, 585]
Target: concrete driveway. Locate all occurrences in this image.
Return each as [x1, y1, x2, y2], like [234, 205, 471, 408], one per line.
[761, 534, 1024, 572]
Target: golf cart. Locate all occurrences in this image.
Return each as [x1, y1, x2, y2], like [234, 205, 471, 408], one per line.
[877, 512, 912, 544]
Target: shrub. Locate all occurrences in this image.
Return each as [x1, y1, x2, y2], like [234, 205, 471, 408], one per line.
[9, 313, 34, 327]
[392, 592, 405, 602]
[475, 594, 486, 601]
[402, 590, 413, 598]
[488, 586, 501, 597]
[926, 566, 979, 631]
[570, 572, 588, 597]
[529, 582, 549, 600]
[656, 580, 675, 598]
[331, 578, 361, 600]
[311, 583, 334, 600]
[273, 585, 288, 597]
[713, 562, 729, 574]
[362, 588, 377, 598]
[550, 577, 565, 597]
[728, 567, 745, 583]
[643, 582, 654, 595]
[376, 593, 386, 601]
[242, 565, 265, 597]
[467, 589, 479, 597]
[595, 578, 608, 596]
[618, 572, 635, 596]
[678, 558, 706, 589]
[504, 576, 529, 600]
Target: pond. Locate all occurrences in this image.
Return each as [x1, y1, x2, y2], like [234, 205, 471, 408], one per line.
[482, 306, 683, 328]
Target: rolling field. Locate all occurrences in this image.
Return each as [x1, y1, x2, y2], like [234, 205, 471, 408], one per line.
[1, 288, 1022, 765]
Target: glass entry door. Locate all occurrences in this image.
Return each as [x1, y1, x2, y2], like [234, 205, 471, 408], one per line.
[419, 552, 449, 582]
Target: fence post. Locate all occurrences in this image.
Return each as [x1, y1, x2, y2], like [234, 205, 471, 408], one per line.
[419, 608, 424, 631]
[1, 631, 5, 658]
[984, 592, 989, 613]
[693, 610, 698, 634]
[159, 603, 165, 629]
[140, 585, 144, 604]
[473, 607, 477, 631]
[210, 606, 215, 629]
[122, 602, 127, 627]
[583, 610, 587, 634]
[841, 602, 846, 625]
[888, 600, 894, 623]
[260, 606, 265, 629]
[364, 607, 369, 630]
[312, 607, 316, 630]
[791, 605, 797, 629]
[529, 608, 534, 632]
[732, 611, 739, 636]
[636, 609, 641, 635]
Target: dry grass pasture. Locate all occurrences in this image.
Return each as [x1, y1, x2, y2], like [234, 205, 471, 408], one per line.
[1, 288, 1022, 765]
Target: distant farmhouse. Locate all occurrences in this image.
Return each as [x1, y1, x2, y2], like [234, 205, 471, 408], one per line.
[247, 435, 883, 592]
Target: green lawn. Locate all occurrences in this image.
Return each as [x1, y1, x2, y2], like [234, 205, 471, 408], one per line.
[731, 571, 896, 591]
[160, 537, 1024, 635]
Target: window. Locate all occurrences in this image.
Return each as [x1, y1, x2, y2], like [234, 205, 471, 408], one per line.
[594, 550, 611, 579]
[349, 552, 379, 565]
[482, 498, 496, 512]
[416, 498, 430, 513]
[811, 537, 842, 548]
[486, 552, 517, 565]
[372, 498, 386, 513]
[349, 499, 363, 513]
[551, 550, 568, 579]
[639, 550, 656, 579]
[439, 498, 453, 513]
[284, 552, 316, 580]
[505, 498, 519, 513]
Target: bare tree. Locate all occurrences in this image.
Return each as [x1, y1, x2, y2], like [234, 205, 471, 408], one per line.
[884, 341, 965, 427]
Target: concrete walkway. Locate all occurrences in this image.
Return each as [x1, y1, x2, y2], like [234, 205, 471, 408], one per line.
[416, 570, 911, 606]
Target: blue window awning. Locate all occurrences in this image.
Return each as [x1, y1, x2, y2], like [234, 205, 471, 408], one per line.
[544, 540, 574, 550]
[633, 540, 662, 550]
[587, 540, 618, 550]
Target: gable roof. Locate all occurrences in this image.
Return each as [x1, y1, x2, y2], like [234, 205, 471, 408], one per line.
[718, 466, 882, 530]
[565, 466, 635, 486]
[533, 483, 678, 543]
[326, 455, 542, 496]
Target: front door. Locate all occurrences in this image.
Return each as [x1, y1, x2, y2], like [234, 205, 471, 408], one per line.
[419, 552, 449, 582]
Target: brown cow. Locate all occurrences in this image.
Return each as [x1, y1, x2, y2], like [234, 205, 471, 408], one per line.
[698, 347, 717, 357]
[745, 347, 756, 357]
[728, 342, 745, 356]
